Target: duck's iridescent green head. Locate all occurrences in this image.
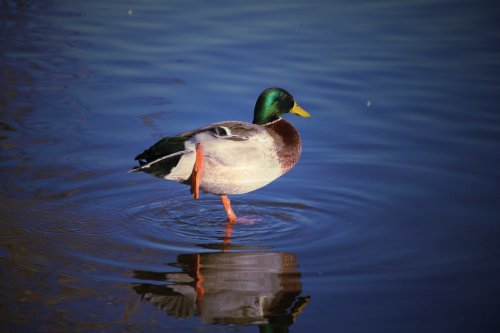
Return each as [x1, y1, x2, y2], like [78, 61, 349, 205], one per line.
[252, 87, 311, 125]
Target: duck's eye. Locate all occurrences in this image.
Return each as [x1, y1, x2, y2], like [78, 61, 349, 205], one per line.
[281, 96, 294, 110]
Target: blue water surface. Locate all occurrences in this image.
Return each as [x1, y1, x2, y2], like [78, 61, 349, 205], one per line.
[1, 0, 500, 332]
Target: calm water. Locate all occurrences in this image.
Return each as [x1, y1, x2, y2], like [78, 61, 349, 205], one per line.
[1, 0, 500, 332]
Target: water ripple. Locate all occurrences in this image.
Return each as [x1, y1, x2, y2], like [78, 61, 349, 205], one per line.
[111, 186, 354, 253]
[28, 202, 127, 236]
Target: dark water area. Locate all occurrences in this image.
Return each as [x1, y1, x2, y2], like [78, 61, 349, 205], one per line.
[1, 0, 500, 332]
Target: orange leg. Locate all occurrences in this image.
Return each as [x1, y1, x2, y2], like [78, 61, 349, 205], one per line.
[221, 195, 237, 223]
[190, 143, 204, 199]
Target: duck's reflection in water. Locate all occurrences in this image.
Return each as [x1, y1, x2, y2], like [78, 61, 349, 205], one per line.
[132, 251, 309, 330]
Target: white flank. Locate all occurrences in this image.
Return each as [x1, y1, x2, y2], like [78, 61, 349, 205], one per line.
[187, 130, 282, 194]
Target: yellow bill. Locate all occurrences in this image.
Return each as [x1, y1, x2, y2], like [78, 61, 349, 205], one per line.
[290, 102, 311, 118]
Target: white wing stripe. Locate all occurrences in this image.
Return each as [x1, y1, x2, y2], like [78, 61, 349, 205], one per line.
[139, 150, 190, 170]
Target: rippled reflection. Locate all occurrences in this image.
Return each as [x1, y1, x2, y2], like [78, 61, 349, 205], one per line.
[132, 250, 310, 329]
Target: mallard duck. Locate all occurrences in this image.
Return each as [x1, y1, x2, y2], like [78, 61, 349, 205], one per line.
[131, 87, 310, 222]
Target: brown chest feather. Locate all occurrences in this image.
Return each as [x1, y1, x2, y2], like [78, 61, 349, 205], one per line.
[265, 119, 302, 173]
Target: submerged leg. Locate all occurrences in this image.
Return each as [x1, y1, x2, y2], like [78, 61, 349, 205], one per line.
[190, 143, 204, 199]
[221, 195, 237, 223]
[222, 222, 233, 252]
